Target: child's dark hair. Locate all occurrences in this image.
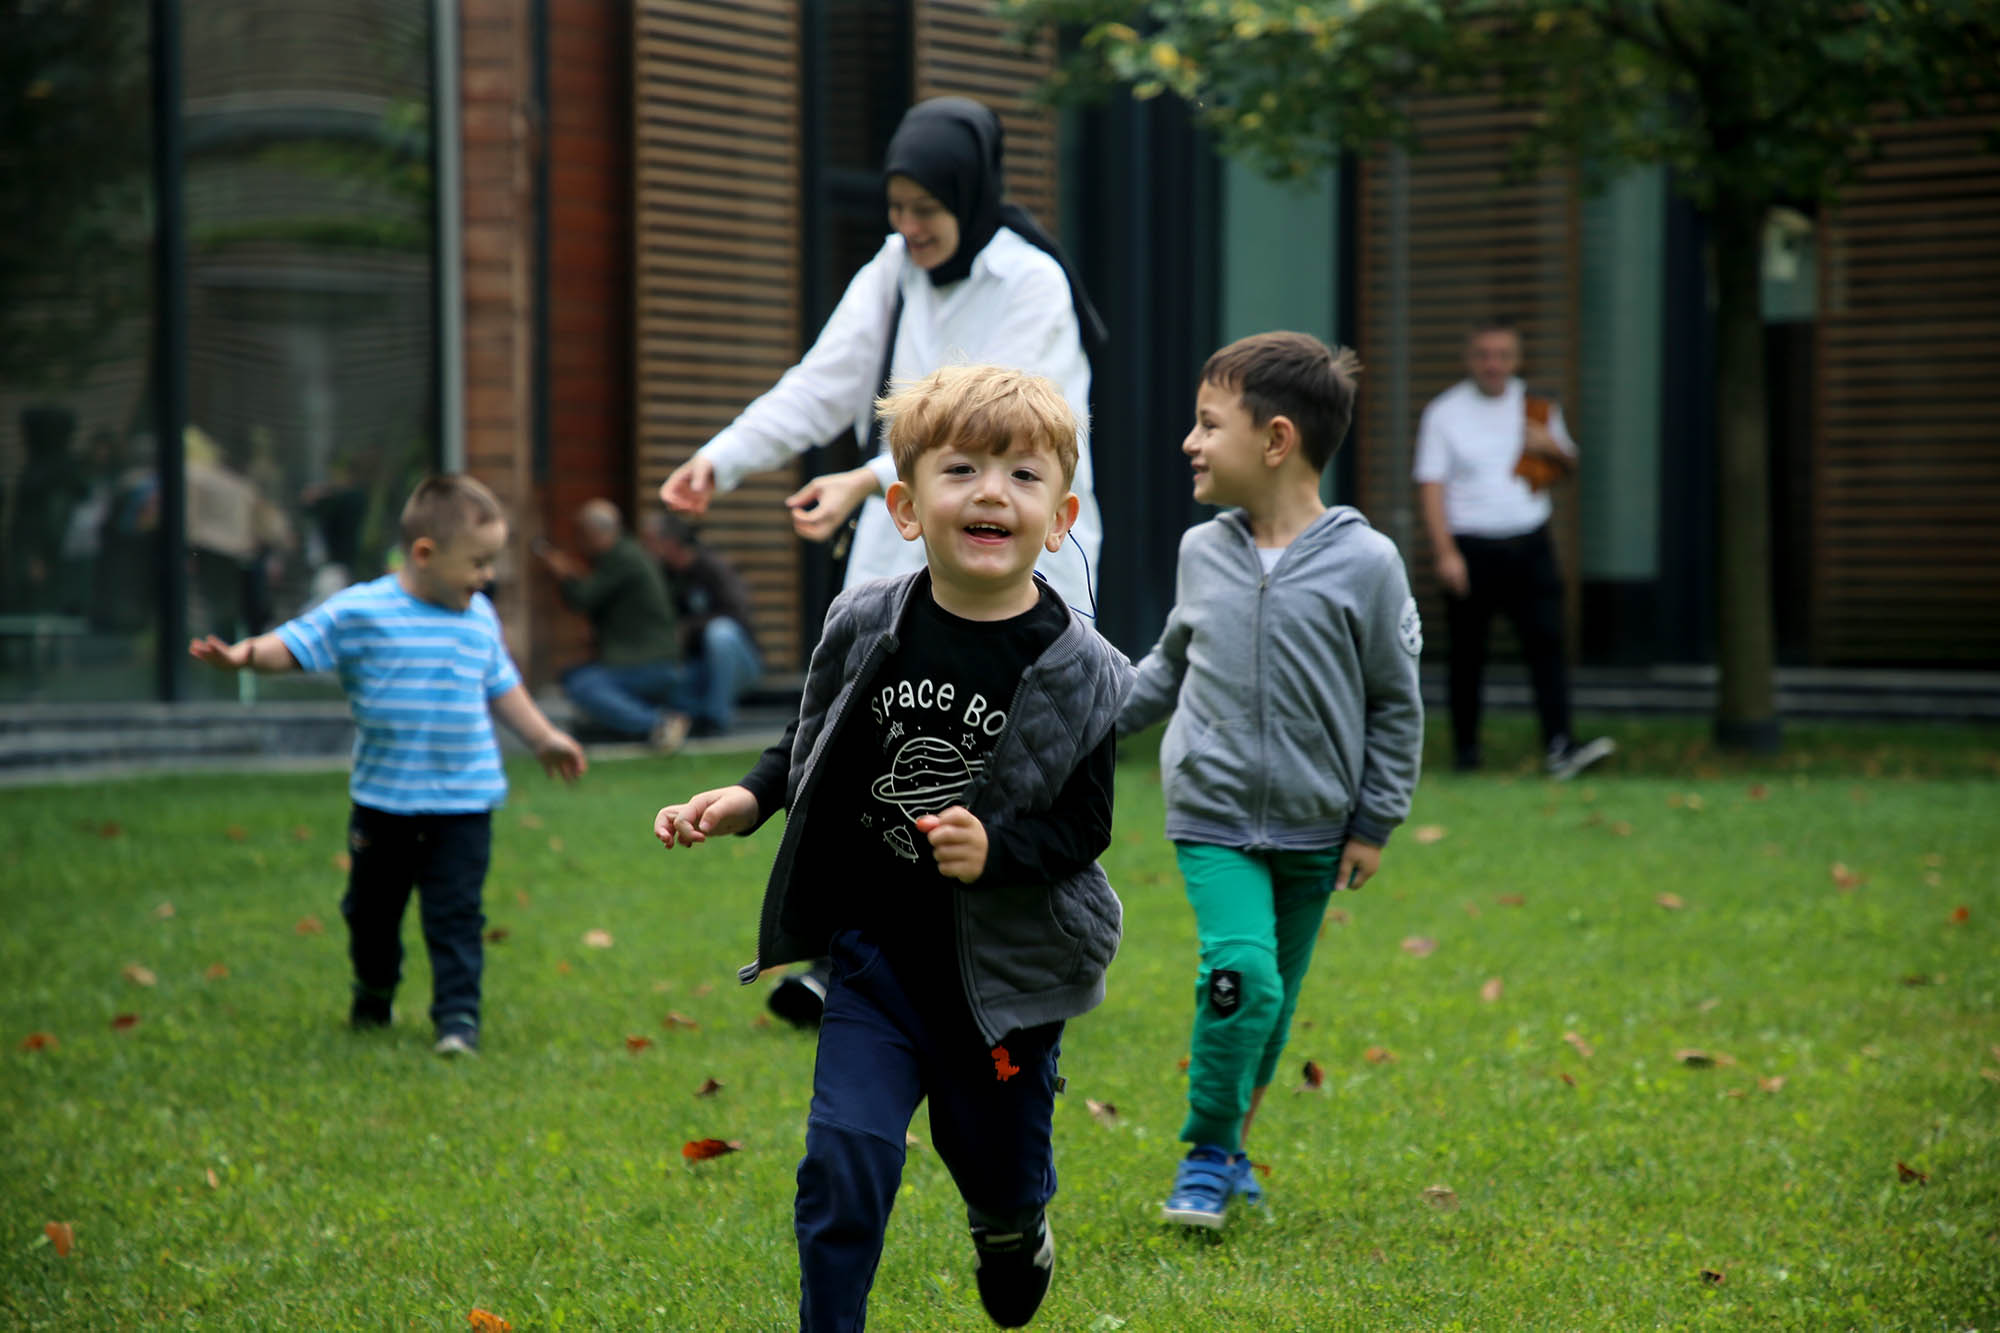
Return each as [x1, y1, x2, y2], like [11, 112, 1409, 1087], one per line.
[1201, 332, 1363, 471]
[400, 474, 505, 550]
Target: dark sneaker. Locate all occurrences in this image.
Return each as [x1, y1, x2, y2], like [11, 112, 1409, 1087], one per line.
[766, 960, 829, 1029]
[433, 1019, 479, 1057]
[1228, 1152, 1266, 1208]
[349, 990, 394, 1030]
[1161, 1144, 1234, 1228]
[971, 1214, 1054, 1327]
[1546, 735, 1616, 781]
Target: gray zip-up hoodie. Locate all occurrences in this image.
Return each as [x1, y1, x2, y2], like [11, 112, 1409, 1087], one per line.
[1119, 506, 1424, 850]
[739, 571, 1136, 1045]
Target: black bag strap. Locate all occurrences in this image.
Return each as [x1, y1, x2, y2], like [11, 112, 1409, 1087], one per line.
[832, 278, 906, 559]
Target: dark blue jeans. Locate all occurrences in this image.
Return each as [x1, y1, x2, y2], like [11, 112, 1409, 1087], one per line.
[342, 804, 492, 1033]
[794, 929, 1063, 1333]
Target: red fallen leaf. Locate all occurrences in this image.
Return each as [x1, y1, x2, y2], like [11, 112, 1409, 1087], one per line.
[1411, 825, 1447, 845]
[556, 960, 572, 975]
[331, 852, 352, 872]
[97, 821, 122, 839]
[1400, 936, 1437, 957]
[1364, 1045, 1397, 1065]
[20, 1031, 57, 1052]
[468, 1310, 513, 1332]
[1086, 1098, 1120, 1126]
[204, 963, 228, 981]
[1759, 1076, 1786, 1094]
[1496, 893, 1526, 908]
[224, 824, 247, 843]
[484, 927, 510, 943]
[1896, 1161, 1928, 1184]
[1299, 1058, 1326, 1090]
[1829, 862, 1865, 891]
[1176, 1055, 1190, 1073]
[110, 1013, 140, 1030]
[206, 1167, 220, 1189]
[517, 812, 544, 830]
[696, 1077, 724, 1097]
[290, 825, 312, 842]
[1563, 1031, 1595, 1059]
[1746, 783, 1769, 801]
[122, 963, 157, 987]
[625, 1035, 652, 1053]
[152, 902, 176, 920]
[1558, 1071, 1575, 1086]
[1700, 1269, 1726, 1286]
[295, 916, 324, 935]
[1479, 977, 1504, 1003]
[752, 1014, 772, 1029]
[662, 1011, 700, 1031]
[1950, 905, 1970, 924]
[1248, 1159, 1272, 1179]
[45, 1221, 74, 1257]
[682, 1138, 742, 1162]
[1676, 1049, 1715, 1067]
[1656, 893, 1687, 910]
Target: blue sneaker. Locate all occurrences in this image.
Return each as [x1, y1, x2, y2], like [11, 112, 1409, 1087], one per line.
[1229, 1152, 1266, 1208]
[1161, 1145, 1233, 1228]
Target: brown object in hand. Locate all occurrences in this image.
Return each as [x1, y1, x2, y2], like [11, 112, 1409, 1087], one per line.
[1513, 394, 1574, 492]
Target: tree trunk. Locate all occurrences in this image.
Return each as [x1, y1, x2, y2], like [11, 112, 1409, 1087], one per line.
[1708, 192, 1780, 752]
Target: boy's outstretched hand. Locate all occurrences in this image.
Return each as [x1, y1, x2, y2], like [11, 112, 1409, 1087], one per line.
[188, 634, 252, 671]
[1338, 837, 1382, 891]
[656, 785, 758, 848]
[538, 731, 587, 782]
[914, 806, 986, 883]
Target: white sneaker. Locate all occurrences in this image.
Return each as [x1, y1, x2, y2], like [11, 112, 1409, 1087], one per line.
[1547, 736, 1616, 781]
[433, 1031, 479, 1057]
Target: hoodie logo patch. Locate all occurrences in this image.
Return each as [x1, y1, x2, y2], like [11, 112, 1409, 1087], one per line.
[1208, 969, 1242, 1017]
[1398, 596, 1424, 657]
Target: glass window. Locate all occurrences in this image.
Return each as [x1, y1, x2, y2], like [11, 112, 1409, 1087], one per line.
[0, 3, 155, 701]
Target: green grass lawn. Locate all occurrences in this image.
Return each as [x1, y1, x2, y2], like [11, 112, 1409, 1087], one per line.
[2, 716, 1996, 1331]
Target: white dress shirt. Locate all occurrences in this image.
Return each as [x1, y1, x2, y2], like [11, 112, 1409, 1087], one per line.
[1412, 377, 1576, 538]
[698, 227, 1100, 610]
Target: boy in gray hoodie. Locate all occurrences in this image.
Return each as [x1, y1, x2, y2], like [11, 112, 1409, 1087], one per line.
[654, 364, 1132, 1330]
[1119, 331, 1425, 1228]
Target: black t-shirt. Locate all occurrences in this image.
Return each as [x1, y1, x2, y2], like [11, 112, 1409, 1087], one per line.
[740, 582, 1116, 1000]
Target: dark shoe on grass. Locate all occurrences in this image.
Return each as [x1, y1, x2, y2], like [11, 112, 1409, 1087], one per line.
[971, 1214, 1053, 1327]
[349, 990, 394, 1030]
[766, 960, 830, 1029]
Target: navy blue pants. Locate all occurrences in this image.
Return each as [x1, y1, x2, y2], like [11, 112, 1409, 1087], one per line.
[795, 929, 1063, 1333]
[341, 804, 491, 1033]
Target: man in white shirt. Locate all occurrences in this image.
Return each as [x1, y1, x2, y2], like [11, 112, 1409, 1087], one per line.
[1413, 319, 1613, 780]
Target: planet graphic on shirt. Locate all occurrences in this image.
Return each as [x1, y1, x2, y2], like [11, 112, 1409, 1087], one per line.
[870, 736, 983, 818]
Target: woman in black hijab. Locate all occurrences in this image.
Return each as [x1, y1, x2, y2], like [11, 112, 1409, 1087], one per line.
[660, 96, 1105, 610]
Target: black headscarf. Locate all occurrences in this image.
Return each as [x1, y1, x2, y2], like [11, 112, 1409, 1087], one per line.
[882, 97, 1108, 353]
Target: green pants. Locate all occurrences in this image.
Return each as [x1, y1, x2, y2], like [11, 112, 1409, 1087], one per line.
[1176, 841, 1340, 1152]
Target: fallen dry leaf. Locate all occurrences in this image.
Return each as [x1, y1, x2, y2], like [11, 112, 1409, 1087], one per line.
[97, 821, 122, 839]
[1896, 1161, 1928, 1184]
[484, 927, 510, 943]
[1479, 977, 1504, 1003]
[122, 963, 157, 987]
[289, 825, 312, 842]
[1563, 1031, 1594, 1059]
[582, 929, 613, 949]
[20, 1031, 57, 1052]
[1558, 1071, 1575, 1086]
[1676, 1049, 1715, 1067]
[1759, 1076, 1786, 1094]
[44, 1221, 74, 1257]
[1462, 901, 1482, 918]
[1086, 1098, 1120, 1127]
[1364, 1045, 1397, 1065]
[1924, 871, 1943, 888]
[1700, 1269, 1725, 1286]
[1326, 907, 1350, 926]
[1176, 1055, 1190, 1073]
[1579, 786, 1597, 803]
[752, 1014, 772, 1029]
[1698, 997, 1721, 1013]
[693, 982, 715, 998]
[224, 824, 247, 843]
[1496, 893, 1526, 908]
[682, 1138, 742, 1162]
[1656, 893, 1686, 911]
[110, 1013, 139, 1030]
[1901, 973, 1940, 987]
[1829, 862, 1865, 891]
[204, 963, 228, 981]
[1724, 1087, 1747, 1100]
[1299, 1058, 1326, 1090]
[906, 1132, 924, 1150]
[1746, 783, 1769, 801]
[152, 902, 176, 920]
[1950, 905, 1970, 925]
[331, 852, 352, 872]
[295, 915, 324, 935]
[662, 1011, 700, 1030]
[468, 1310, 513, 1333]
[1583, 811, 1605, 828]
[652, 980, 675, 994]
[696, 1077, 724, 1097]
[1421, 1184, 1458, 1210]
[1980, 1068, 2000, 1084]
[548, 836, 565, 854]
[1922, 851, 1945, 869]
[1400, 936, 1438, 958]
[625, 1034, 653, 1054]
[1411, 825, 1447, 845]
[1610, 821, 1634, 837]
[518, 812, 544, 830]
[515, 890, 532, 908]
[1667, 792, 1684, 808]
[556, 960, 572, 975]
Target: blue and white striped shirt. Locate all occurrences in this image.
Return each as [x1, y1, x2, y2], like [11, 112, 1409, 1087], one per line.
[277, 575, 522, 814]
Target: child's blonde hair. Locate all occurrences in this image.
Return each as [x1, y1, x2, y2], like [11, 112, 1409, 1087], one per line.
[400, 474, 506, 550]
[877, 364, 1081, 489]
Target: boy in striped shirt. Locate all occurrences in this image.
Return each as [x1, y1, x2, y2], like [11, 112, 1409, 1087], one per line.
[191, 474, 585, 1055]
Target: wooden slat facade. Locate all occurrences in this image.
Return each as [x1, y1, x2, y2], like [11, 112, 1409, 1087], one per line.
[1813, 105, 2000, 665]
[912, 1, 1060, 228]
[1354, 96, 1583, 660]
[632, 0, 805, 670]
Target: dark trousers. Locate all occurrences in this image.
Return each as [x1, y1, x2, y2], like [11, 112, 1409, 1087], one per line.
[1447, 524, 1571, 759]
[342, 804, 492, 1031]
[795, 929, 1063, 1333]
